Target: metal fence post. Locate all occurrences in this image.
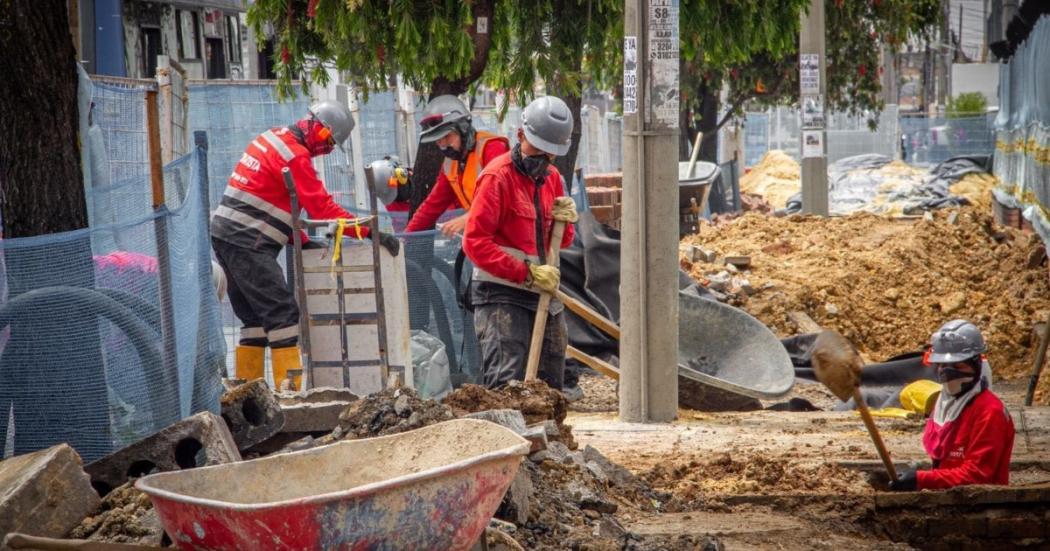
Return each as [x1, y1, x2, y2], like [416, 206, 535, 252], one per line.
[146, 89, 181, 423]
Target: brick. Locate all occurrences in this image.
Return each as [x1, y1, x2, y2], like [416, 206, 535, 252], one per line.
[86, 412, 240, 496]
[583, 173, 623, 189]
[0, 444, 101, 540]
[988, 517, 1044, 539]
[220, 379, 286, 451]
[464, 409, 527, 435]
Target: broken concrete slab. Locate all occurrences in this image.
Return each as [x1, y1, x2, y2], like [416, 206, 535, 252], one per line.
[463, 409, 527, 435]
[86, 412, 240, 496]
[567, 482, 617, 514]
[521, 425, 548, 454]
[495, 467, 532, 525]
[582, 445, 639, 489]
[220, 379, 285, 451]
[277, 387, 357, 405]
[0, 444, 100, 541]
[545, 441, 572, 463]
[592, 517, 626, 540]
[280, 402, 349, 434]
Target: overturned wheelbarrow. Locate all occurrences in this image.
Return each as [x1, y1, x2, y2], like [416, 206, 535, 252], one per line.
[136, 419, 529, 551]
[678, 292, 795, 406]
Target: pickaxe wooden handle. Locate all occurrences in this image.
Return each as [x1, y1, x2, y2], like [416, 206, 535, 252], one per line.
[525, 220, 566, 381]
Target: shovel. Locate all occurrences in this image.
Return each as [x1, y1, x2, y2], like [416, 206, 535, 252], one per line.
[524, 220, 567, 381]
[810, 330, 898, 481]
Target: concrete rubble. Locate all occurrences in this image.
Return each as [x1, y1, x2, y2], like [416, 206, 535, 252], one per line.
[0, 444, 100, 541]
[220, 378, 285, 451]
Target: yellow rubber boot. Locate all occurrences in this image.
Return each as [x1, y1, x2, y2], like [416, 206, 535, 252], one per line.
[234, 345, 265, 381]
[271, 346, 303, 391]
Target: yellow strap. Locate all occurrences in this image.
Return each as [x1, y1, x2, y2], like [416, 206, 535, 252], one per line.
[330, 218, 347, 280]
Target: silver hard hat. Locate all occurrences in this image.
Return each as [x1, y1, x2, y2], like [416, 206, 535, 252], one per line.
[308, 100, 354, 146]
[419, 95, 471, 143]
[521, 96, 573, 156]
[928, 319, 986, 363]
[365, 156, 407, 206]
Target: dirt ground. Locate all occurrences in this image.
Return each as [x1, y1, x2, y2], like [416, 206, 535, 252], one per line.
[680, 208, 1050, 403]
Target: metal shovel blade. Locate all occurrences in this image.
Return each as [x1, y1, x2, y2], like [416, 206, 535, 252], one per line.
[677, 292, 794, 399]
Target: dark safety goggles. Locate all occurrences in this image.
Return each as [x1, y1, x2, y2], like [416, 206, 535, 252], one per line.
[934, 364, 976, 382]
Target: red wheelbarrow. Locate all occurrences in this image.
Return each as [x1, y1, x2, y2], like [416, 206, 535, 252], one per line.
[136, 419, 529, 550]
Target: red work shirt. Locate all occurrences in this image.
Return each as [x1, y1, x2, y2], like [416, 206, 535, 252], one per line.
[405, 139, 510, 232]
[463, 152, 575, 284]
[211, 127, 365, 251]
[917, 390, 1015, 490]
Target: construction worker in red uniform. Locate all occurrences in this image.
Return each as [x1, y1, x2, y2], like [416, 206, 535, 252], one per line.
[211, 100, 398, 390]
[890, 320, 1015, 491]
[404, 95, 510, 235]
[463, 96, 578, 389]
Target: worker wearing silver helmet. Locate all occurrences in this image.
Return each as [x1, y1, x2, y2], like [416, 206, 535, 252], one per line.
[402, 95, 509, 236]
[889, 320, 1014, 491]
[463, 96, 579, 389]
[211, 100, 397, 391]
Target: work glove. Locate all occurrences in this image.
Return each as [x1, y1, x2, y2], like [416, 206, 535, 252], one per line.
[525, 263, 561, 294]
[552, 196, 579, 223]
[888, 470, 918, 492]
[377, 232, 401, 257]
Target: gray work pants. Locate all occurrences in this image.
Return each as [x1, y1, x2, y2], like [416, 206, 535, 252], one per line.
[474, 302, 566, 390]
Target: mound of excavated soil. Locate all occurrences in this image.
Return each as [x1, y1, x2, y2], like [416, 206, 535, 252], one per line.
[444, 380, 577, 449]
[335, 387, 454, 439]
[643, 452, 871, 512]
[682, 209, 1050, 396]
[69, 482, 165, 545]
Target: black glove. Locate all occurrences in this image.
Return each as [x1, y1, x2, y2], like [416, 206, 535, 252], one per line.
[378, 232, 401, 257]
[888, 470, 918, 492]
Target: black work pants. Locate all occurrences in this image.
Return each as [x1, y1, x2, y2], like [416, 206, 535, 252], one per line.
[212, 238, 299, 348]
[474, 302, 566, 390]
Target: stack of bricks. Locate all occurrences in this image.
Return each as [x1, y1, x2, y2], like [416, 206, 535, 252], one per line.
[992, 193, 1022, 229]
[584, 173, 623, 230]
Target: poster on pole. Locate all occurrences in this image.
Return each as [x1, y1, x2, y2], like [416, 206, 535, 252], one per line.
[623, 36, 638, 115]
[802, 130, 824, 158]
[800, 53, 820, 95]
[648, 0, 679, 128]
[802, 94, 825, 128]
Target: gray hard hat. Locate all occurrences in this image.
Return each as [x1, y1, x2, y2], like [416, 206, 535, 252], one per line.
[365, 156, 407, 206]
[419, 95, 471, 143]
[308, 100, 354, 146]
[521, 96, 573, 156]
[929, 319, 986, 363]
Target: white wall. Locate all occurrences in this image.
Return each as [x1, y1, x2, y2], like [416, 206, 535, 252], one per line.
[952, 63, 1000, 107]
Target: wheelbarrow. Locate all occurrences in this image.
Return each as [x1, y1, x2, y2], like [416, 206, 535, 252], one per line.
[136, 419, 529, 551]
[678, 291, 795, 399]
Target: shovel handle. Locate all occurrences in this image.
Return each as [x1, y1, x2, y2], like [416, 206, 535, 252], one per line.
[525, 220, 567, 382]
[853, 388, 898, 481]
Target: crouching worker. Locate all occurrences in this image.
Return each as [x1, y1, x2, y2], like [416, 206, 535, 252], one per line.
[463, 96, 577, 389]
[211, 100, 398, 391]
[890, 320, 1015, 491]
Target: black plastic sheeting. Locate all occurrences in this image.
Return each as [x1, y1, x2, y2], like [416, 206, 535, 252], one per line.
[781, 154, 993, 216]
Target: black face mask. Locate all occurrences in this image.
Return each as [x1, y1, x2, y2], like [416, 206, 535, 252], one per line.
[439, 145, 462, 160]
[511, 143, 551, 180]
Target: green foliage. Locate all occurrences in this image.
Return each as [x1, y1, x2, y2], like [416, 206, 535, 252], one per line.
[247, 0, 481, 98]
[946, 92, 988, 118]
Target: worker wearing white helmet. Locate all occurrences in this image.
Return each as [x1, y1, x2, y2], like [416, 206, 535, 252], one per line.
[463, 96, 578, 389]
[890, 320, 1015, 491]
[211, 100, 397, 391]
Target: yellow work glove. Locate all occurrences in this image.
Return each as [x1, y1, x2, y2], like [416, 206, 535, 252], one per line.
[552, 196, 579, 223]
[526, 263, 561, 294]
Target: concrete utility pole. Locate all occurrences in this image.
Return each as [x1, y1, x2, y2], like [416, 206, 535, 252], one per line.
[799, 0, 828, 215]
[619, 0, 680, 423]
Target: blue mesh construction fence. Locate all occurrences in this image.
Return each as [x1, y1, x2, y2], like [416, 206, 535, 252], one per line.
[992, 15, 1050, 245]
[0, 142, 224, 462]
[900, 114, 995, 165]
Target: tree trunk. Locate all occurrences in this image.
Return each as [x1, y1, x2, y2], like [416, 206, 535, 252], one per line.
[552, 93, 583, 194]
[695, 79, 720, 163]
[0, 0, 87, 236]
[0, 0, 108, 458]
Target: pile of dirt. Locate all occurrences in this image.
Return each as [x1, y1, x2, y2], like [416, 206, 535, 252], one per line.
[681, 209, 1050, 390]
[643, 452, 871, 512]
[69, 482, 166, 545]
[740, 150, 801, 209]
[444, 380, 577, 449]
[334, 387, 454, 439]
